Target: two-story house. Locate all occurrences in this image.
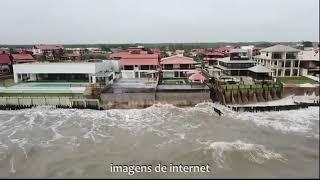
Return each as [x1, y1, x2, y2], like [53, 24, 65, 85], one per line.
[160, 54, 198, 78]
[254, 45, 301, 77]
[215, 49, 256, 76]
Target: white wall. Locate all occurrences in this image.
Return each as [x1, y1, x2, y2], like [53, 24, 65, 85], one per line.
[163, 71, 174, 78]
[13, 63, 101, 74]
[102, 60, 120, 72]
[121, 71, 135, 78]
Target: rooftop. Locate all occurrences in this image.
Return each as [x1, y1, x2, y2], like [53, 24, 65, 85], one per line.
[298, 50, 319, 61]
[217, 57, 255, 63]
[111, 51, 159, 59]
[229, 49, 248, 53]
[260, 44, 300, 52]
[120, 58, 159, 66]
[248, 65, 273, 73]
[0, 54, 11, 65]
[160, 55, 197, 65]
[34, 45, 64, 50]
[11, 54, 34, 60]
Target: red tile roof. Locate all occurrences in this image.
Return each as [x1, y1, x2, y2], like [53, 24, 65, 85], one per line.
[34, 45, 64, 50]
[11, 54, 35, 63]
[111, 52, 159, 59]
[0, 54, 11, 65]
[160, 55, 197, 65]
[189, 72, 206, 81]
[12, 54, 34, 60]
[120, 59, 159, 66]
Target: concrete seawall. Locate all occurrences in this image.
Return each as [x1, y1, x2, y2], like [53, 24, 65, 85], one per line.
[100, 91, 211, 109]
[282, 85, 319, 97]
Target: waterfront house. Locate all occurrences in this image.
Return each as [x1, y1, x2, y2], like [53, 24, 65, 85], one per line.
[11, 54, 36, 64]
[0, 53, 12, 74]
[160, 54, 198, 78]
[202, 51, 225, 67]
[254, 44, 301, 77]
[111, 47, 160, 79]
[12, 61, 119, 84]
[119, 54, 159, 78]
[298, 49, 319, 77]
[215, 48, 256, 76]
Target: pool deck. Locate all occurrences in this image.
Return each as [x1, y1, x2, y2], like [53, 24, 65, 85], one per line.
[0, 82, 88, 94]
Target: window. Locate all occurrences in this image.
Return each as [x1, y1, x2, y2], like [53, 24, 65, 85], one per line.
[285, 69, 291, 76]
[285, 61, 291, 67]
[164, 64, 173, 70]
[140, 65, 149, 70]
[180, 64, 190, 69]
[174, 71, 179, 77]
[286, 53, 297, 59]
[123, 65, 133, 70]
[294, 61, 299, 67]
[272, 53, 282, 59]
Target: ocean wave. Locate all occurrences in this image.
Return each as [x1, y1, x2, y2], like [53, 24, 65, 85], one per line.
[200, 140, 286, 168]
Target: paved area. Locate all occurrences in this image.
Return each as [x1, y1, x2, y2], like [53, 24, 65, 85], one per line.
[112, 78, 157, 89]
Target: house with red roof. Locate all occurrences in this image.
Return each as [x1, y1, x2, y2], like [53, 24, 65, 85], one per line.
[0, 54, 12, 74]
[111, 48, 160, 79]
[160, 54, 198, 78]
[11, 54, 36, 64]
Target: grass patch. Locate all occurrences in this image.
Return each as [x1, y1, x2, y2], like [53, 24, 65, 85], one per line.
[276, 76, 318, 84]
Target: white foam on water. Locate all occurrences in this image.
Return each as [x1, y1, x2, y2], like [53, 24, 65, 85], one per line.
[201, 140, 286, 168]
[195, 97, 319, 138]
[231, 107, 319, 137]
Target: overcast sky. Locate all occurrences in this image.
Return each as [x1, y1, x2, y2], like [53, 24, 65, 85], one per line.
[0, 0, 318, 44]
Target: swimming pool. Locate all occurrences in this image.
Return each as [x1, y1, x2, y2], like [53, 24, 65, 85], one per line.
[0, 82, 88, 93]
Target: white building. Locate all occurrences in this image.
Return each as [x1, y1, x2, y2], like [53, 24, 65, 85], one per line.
[13, 61, 119, 84]
[254, 45, 301, 77]
[298, 49, 320, 77]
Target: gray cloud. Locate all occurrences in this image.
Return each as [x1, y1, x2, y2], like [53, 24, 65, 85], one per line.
[0, 0, 318, 44]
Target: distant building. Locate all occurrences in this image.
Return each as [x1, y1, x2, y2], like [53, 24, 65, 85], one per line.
[32, 45, 64, 55]
[254, 45, 301, 77]
[174, 49, 185, 55]
[229, 49, 250, 60]
[160, 54, 198, 78]
[214, 46, 234, 55]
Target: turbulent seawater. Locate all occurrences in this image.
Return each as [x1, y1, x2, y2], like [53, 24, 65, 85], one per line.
[0, 101, 319, 178]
